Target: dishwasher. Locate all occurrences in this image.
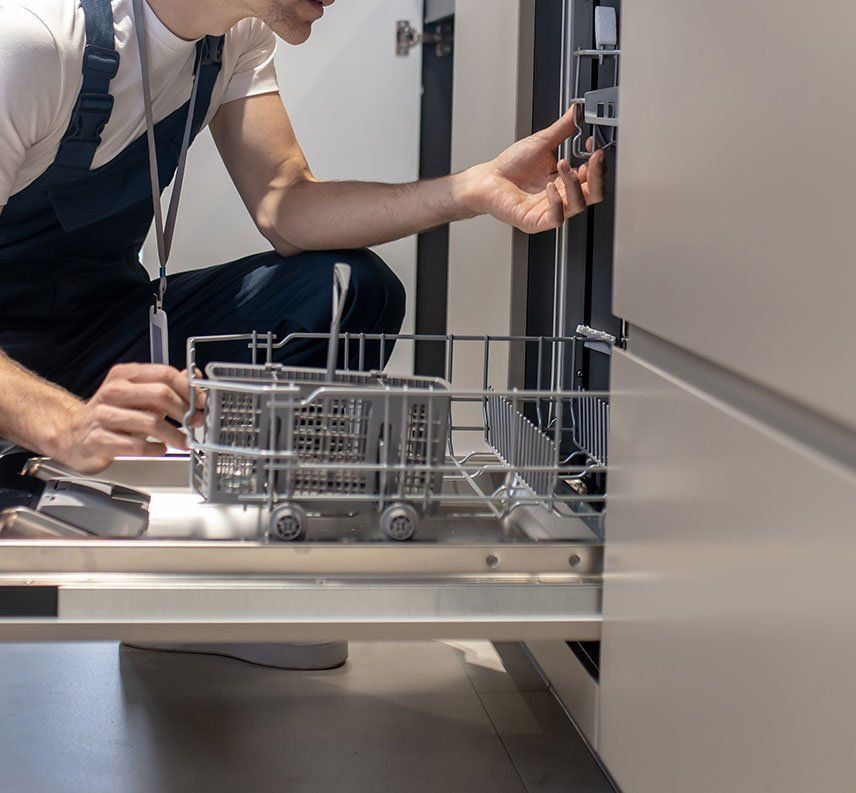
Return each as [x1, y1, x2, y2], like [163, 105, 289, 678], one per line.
[0, 326, 606, 641]
[0, 1, 615, 650]
[0, 302, 609, 644]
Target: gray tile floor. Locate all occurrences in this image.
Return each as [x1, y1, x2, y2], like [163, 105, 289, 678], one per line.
[0, 641, 612, 793]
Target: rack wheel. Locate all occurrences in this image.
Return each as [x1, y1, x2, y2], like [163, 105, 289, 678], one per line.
[380, 503, 419, 542]
[269, 503, 307, 542]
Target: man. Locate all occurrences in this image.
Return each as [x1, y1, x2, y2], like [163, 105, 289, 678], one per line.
[0, 0, 604, 474]
[0, 0, 604, 667]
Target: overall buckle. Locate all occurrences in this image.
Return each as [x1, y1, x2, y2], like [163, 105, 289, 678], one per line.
[82, 45, 120, 79]
[200, 36, 225, 67]
[64, 93, 116, 142]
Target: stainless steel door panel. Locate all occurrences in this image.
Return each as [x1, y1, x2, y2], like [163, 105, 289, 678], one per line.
[612, 0, 856, 429]
[0, 581, 601, 643]
[599, 351, 856, 793]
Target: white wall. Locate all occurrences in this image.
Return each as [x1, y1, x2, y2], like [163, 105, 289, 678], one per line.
[145, 1, 424, 373]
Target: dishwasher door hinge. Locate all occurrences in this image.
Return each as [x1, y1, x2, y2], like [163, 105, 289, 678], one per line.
[397, 19, 454, 58]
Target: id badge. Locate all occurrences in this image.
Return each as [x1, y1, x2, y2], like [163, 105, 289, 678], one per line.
[149, 306, 170, 365]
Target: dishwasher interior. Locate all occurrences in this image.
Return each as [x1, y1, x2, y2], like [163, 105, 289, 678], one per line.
[523, 0, 623, 704]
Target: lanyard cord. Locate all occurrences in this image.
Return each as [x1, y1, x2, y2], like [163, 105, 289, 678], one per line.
[132, 0, 203, 310]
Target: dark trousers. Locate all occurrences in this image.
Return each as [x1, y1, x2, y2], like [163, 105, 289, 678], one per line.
[0, 249, 406, 499]
[65, 248, 406, 397]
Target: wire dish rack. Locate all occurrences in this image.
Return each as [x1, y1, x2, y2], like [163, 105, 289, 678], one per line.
[184, 328, 611, 543]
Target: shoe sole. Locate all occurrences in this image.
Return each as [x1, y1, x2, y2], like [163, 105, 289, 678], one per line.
[121, 641, 349, 671]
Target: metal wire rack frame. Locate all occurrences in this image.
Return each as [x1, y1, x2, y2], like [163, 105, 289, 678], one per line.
[184, 332, 611, 527]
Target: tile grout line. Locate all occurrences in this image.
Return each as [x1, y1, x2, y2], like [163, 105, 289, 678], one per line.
[456, 643, 619, 793]
[450, 644, 531, 793]
[473, 689, 532, 793]
[522, 646, 620, 793]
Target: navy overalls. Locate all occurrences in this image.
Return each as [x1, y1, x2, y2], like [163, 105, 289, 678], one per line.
[0, 0, 405, 403]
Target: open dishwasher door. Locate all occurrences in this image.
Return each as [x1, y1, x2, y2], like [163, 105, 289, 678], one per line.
[0, 440, 603, 644]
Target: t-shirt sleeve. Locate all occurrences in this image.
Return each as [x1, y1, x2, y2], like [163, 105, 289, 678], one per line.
[0, 8, 65, 205]
[220, 19, 279, 106]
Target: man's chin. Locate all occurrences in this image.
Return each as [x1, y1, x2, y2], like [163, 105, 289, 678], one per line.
[277, 21, 313, 45]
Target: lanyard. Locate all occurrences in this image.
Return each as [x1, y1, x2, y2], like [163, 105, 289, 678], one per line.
[132, 0, 203, 360]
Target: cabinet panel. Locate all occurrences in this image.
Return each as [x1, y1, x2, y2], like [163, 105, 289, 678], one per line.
[599, 351, 856, 793]
[613, 0, 856, 429]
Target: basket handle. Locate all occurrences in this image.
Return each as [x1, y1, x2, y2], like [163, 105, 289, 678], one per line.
[326, 263, 352, 380]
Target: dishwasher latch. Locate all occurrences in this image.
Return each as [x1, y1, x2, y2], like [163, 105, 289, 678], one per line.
[570, 6, 621, 160]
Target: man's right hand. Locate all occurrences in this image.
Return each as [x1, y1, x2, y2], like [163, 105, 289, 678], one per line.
[50, 364, 205, 475]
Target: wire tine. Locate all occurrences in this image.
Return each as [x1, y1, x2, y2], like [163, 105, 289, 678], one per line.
[602, 400, 609, 465]
[381, 386, 391, 505]
[266, 385, 277, 521]
[501, 395, 509, 468]
[522, 413, 532, 494]
[536, 337, 545, 431]
[514, 393, 523, 472]
[444, 337, 456, 459]
[398, 388, 408, 500]
[482, 336, 491, 445]
[584, 396, 590, 459]
[569, 337, 578, 434]
[552, 395, 563, 512]
[589, 397, 595, 460]
[425, 387, 435, 510]
[584, 396, 590, 458]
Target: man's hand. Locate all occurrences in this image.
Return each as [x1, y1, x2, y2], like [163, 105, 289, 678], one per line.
[50, 364, 205, 475]
[461, 108, 606, 234]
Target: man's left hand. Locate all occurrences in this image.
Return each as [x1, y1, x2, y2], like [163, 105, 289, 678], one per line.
[461, 108, 606, 234]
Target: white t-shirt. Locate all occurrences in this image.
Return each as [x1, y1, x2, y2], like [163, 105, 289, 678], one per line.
[0, 0, 279, 205]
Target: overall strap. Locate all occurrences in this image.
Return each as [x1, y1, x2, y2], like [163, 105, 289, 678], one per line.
[191, 35, 226, 136]
[54, 0, 120, 170]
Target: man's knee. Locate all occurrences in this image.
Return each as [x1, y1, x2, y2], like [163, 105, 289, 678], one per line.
[339, 249, 406, 335]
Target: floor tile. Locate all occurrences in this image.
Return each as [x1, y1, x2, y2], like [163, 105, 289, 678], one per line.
[0, 643, 527, 793]
[448, 641, 549, 694]
[479, 692, 613, 793]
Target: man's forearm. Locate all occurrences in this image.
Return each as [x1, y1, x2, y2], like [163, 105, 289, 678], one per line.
[0, 351, 79, 456]
[265, 170, 481, 253]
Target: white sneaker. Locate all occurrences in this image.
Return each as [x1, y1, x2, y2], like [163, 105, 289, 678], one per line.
[121, 641, 348, 670]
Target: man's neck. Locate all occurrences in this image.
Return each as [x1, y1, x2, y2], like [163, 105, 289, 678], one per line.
[146, 0, 249, 40]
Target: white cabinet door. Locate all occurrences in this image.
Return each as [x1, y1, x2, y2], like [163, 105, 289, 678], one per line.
[600, 350, 856, 793]
[612, 0, 856, 430]
[145, 1, 424, 374]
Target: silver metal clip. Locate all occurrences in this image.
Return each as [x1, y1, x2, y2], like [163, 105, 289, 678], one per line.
[570, 7, 621, 160]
